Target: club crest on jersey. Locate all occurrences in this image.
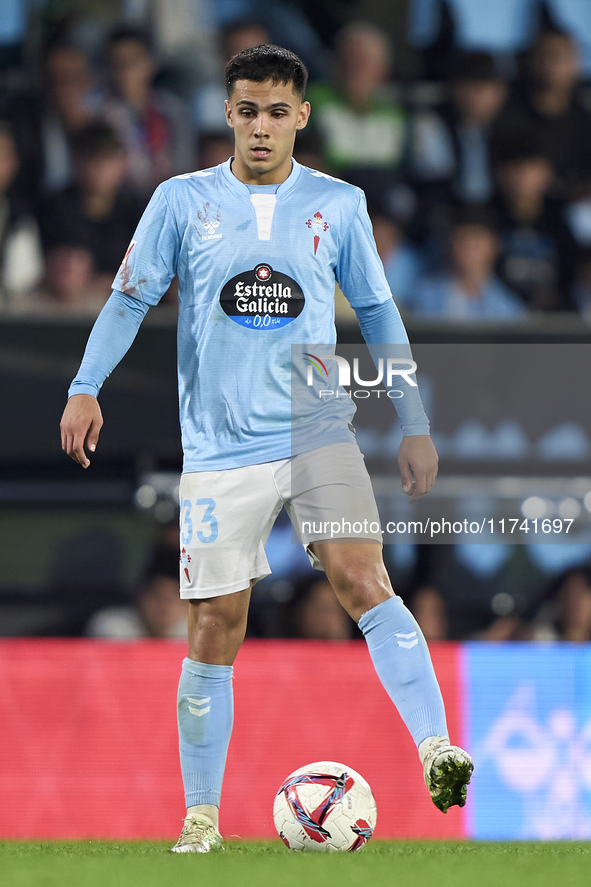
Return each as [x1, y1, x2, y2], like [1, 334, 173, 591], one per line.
[306, 211, 329, 255]
[220, 264, 305, 329]
[196, 202, 222, 240]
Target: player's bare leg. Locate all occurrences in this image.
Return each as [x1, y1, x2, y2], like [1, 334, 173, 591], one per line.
[171, 587, 251, 853]
[311, 539, 392, 621]
[312, 540, 473, 813]
[188, 586, 252, 666]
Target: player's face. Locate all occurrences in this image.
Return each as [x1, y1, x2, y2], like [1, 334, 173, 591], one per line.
[225, 79, 310, 184]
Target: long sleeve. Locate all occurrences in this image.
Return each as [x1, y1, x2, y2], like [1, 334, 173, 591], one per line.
[68, 290, 150, 397]
[333, 188, 430, 435]
[355, 298, 430, 437]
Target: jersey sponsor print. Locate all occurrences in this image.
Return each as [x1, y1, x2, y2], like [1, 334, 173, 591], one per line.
[220, 263, 305, 329]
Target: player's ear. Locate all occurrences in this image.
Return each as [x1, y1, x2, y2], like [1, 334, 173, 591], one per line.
[224, 99, 234, 129]
[296, 101, 311, 131]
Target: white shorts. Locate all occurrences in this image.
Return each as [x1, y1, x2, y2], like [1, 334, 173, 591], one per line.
[179, 442, 382, 599]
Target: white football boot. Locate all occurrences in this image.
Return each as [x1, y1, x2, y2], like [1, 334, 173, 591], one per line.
[421, 737, 474, 814]
[170, 813, 224, 853]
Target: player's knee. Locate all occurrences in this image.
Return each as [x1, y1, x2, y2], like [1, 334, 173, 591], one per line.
[329, 563, 393, 621]
[329, 557, 388, 594]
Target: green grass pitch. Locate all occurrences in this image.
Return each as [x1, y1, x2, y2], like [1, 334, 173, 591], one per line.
[2, 840, 591, 887]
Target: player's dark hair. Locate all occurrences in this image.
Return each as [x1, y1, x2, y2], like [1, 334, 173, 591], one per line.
[71, 120, 125, 159]
[225, 44, 308, 101]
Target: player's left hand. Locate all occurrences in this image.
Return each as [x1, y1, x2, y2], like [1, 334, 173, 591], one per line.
[398, 435, 439, 503]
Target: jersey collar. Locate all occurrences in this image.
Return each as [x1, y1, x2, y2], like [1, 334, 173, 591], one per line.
[221, 156, 302, 199]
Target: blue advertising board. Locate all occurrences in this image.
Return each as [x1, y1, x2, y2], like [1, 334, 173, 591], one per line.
[463, 643, 591, 839]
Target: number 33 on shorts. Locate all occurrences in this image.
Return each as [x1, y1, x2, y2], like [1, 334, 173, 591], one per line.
[181, 498, 219, 544]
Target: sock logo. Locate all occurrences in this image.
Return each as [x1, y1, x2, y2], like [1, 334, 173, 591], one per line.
[188, 696, 211, 717]
[395, 631, 418, 649]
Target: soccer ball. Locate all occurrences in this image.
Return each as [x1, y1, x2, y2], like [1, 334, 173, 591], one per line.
[273, 761, 377, 852]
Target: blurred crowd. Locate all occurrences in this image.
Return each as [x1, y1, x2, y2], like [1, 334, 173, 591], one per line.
[2, 1, 591, 318]
[3, 1, 591, 643]
[250, 535, 591, 642]
[82, 519, 591, 642]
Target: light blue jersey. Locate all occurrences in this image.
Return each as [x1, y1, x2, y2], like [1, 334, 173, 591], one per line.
[70, 159, 426, 471]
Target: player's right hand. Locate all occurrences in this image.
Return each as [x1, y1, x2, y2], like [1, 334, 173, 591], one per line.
[60, 394, 103, 469]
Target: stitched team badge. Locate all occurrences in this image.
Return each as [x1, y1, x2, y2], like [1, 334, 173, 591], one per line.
[306, 212, 329, 255]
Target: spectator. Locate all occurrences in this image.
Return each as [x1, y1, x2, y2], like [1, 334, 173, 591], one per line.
[408, 0, 539, 79]
[370, 212, 425, 307]
[291, 125, 330, 173]
[37, 120, 144, 289]
[208, 0, 328, 80]
[409, 586, 449, 641]
[193, 20, 272, 137]
[411, 52, 509, 207]
[407, 205, 526, 319]
[148, 0, 222, 92]
[38, 43, 99, 194]
[222, 19, 270, 61]
[539, 0, 591, 79]
[306, 22, 407, 203]
[198, 132, 233, 170]
[30, 244, 108, 314]
[86, 546, 188, 639]
[494, 27, 591, 196]
[284, 575, 357, 640]
[493, 136, 576, 310]
[101, 25, 195, 194]
[527, 567, 591, 641]
[413, 544, 526, 641]
[0, 120, 44, 310]
[413, 543, 591, 642]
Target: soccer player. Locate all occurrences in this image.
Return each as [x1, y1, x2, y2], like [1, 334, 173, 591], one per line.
[60, 45, 473, 852]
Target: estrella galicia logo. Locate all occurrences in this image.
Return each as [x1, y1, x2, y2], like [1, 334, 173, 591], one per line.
[220, 264, 305, 329]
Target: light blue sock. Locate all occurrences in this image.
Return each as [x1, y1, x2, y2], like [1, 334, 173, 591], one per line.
[177, 657, 234, 808]
[358, 596, 448, 748]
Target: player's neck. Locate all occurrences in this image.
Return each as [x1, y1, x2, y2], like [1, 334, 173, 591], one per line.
[230, 155, 294, 186]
